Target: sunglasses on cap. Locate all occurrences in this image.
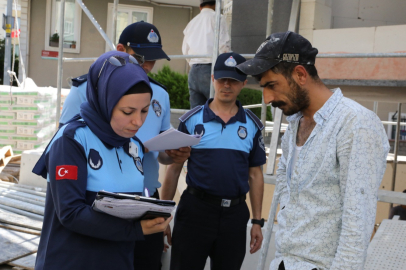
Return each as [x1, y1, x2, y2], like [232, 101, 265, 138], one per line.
[96, 54, 144, 89]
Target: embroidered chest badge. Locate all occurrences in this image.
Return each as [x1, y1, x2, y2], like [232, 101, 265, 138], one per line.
[152, 99, 162, 117]
[88, 149, 103, 170]
[237, 126, 247, 140]
[224, 56, 237, 67]
[194, 124, 205, 137]
[134, 157, 144, 175]
[147, 29, 159, 43]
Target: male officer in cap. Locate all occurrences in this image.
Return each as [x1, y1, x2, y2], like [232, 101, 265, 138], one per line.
[236, 31, 389, 270]
[182, 0, 230, 108]
[59, 21, 190, 270]
[162, 52, 266, 270]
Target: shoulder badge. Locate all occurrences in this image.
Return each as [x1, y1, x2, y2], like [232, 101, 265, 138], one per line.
[148, 77, 167, 91]
[245, 109, 264, 131]
[194, 124, 205, 137]
[71, 74, 88, 87]
[88, 149, 103, 170]
[179, 106, 203, 122]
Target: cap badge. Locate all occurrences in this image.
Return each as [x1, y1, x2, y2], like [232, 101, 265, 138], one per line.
[282, 53, 299, 62]
[237, 126, 247, 140]
[224, 56, 237, 67]
[127, 42, 130, 46]
[147, 29, 159, 43]
[152, 99, 162, 117]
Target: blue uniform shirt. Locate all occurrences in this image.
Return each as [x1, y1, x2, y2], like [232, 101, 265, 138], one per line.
[35, 120, 145, 270]
[59, 78, 171, 195]
[178, 99, 266, 198]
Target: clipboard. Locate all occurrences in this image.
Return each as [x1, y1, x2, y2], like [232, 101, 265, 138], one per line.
[92, 190, 176, 220]
[96, 190, 176, 206]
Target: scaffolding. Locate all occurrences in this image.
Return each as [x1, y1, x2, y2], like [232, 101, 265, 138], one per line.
[44, 0, 406, 269]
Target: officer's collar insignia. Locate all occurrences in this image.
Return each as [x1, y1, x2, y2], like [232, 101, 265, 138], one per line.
[88, 149, 103, 170]
[134, 157, 144, 175]
[152, 99, 162, 117]
[147, 29, 159, 43]
[224, 56, 237, 67]
[194, 124, 205, 137]
[259, 134, 265, 151]
[238, 126, 247, 139]
[128, 141, 138, 158]
[127, 42, 130, 46]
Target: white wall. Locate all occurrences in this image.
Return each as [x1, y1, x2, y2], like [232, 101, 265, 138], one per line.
[332, 0, 406, 29]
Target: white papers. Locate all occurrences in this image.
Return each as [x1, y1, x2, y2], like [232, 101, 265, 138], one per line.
[93, 197, 175, 220]
[143, 128, 201, 152]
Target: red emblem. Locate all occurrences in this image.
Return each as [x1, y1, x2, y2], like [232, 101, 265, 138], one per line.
[55, 165, 78, 180]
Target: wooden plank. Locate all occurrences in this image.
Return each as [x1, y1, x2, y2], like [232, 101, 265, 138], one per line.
[8, 253, 36, 270]
[0, 228, 40, 264]
[0, 146, 13, 173]
[0, 209, 42, 231]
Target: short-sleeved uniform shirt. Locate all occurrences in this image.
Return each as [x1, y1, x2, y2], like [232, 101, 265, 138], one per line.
[178, 99, 266, 198]
[35, 120, 145, 270]
[59, 77, 171, 195]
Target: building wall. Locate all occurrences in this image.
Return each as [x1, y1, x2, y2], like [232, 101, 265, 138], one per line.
[28, 0, 199, 88]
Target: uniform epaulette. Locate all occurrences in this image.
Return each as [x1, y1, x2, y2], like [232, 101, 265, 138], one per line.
[179, 106, 203, 122]
[148, 77, 167, 91]
[245, 109, 264, 131]
[71, 74, 88, 87]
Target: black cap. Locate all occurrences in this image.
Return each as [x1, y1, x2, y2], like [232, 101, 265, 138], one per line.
[214, 52, 247, 82]
[236, 31, 318, 76]
[200, 0, 215, 4]
[118, 21, 170, 61]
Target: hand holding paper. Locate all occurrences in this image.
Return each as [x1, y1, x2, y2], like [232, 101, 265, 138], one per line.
[143, 128, 201, 152]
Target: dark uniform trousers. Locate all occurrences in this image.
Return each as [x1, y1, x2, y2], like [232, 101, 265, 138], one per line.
[278, 261, 318, 270]
[133, 190, 164, 270]
[170, 190, 250, 270]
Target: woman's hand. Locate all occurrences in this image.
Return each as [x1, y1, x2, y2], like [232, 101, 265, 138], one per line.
[140, 216, 173, 235]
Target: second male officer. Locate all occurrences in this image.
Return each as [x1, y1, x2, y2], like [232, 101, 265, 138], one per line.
[59, 22, 190, 270]
[162, 52, 265, 270]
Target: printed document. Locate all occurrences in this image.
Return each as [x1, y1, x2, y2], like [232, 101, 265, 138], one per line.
[143, 128, 201, 152]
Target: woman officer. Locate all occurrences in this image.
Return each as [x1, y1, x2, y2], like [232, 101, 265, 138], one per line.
[33, 51, 171, 270]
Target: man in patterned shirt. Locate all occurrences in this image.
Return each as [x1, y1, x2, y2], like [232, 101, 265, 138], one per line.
[237, 31, 390, 270]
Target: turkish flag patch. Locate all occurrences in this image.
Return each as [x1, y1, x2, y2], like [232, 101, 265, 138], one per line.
[55, 165, 78, 180]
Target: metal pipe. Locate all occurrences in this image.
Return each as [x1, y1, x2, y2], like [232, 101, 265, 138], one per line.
[0, 192, 45, 207]
[55, 0, 65, 129]
[260, 0, 275, 138]
[63, 57, 98, 62]
[0, 204, 43, 221]
[112, 0, 119, 45]
[209, 0, 222, 98]
[390, 103, 402, 209]
[0, 181, 46, 192]
[317, 52, 406, 58]
[0, 196, 44, 215]
[3, 0, 12, 85]
[373, 101, 378, 114]
[382, 121, 406, 126]
[0, 188, 46, 204]
[0, 183, 46, 197]
[75, 0, 115, 50]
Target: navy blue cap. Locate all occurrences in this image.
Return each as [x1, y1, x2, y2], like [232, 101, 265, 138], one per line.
[118, 21, 170, 61]
[214, 52, 247, 82]
[236, 31, 318, 76]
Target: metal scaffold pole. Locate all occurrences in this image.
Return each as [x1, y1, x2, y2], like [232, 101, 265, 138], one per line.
[55, 0, 66, 128]
[3, 0, 12, 85]
[209, 0, 222, 98]
[390, 103, 402, 209]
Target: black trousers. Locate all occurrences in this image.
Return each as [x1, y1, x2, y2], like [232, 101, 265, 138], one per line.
[278, 261, 317, 270]
[133, 190, 164, 270]
[170, 190, 250, 270]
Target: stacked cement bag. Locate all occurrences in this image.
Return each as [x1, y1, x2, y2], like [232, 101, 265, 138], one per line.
[0, 79, 67, 154]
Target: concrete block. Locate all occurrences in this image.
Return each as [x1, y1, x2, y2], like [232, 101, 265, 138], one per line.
[331, 0, 359, 18]
[19, 149, 47, 189]
[374, 25, 406, 53]
[359, 0, 406, 24]
[332, 16, 386, 29]
[312, 27, 375, 53]
[298, 29, 314, 43]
